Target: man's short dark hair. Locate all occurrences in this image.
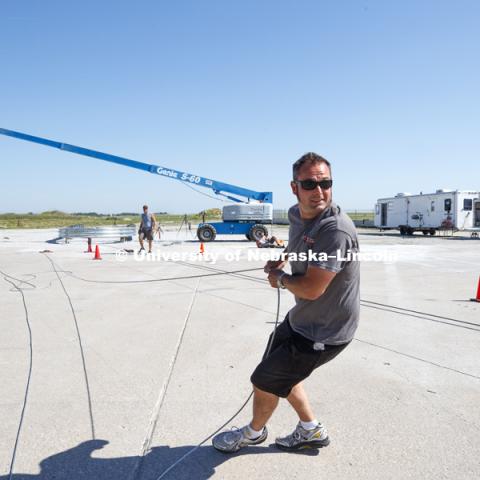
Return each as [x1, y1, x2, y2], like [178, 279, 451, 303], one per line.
[143, 205, 148, 210]
[292, 152, 331, 180]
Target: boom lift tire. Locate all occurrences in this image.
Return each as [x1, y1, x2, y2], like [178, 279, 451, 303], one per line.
[197, 224, 217, 242]
[249, 224, 268, 242]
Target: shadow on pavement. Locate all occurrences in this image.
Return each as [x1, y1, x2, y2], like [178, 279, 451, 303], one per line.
[2, 438, 319, 480]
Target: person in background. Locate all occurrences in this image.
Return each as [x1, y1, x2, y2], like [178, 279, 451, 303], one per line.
[256, 234, 285, 248]
[138, 205, 157, 254]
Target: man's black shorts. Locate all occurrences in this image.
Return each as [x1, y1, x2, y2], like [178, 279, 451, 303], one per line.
[250, 316, 350, 398]
[139, 228, 153, 241]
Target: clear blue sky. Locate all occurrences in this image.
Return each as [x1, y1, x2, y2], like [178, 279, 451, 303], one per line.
[1, 0, 478, 214]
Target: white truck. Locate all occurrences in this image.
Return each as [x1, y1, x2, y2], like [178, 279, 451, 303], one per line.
[374, 189, 480, 235]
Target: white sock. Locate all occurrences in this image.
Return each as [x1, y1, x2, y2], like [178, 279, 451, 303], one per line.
[300, 419, 319, 430]
[246, 424, 264, 439]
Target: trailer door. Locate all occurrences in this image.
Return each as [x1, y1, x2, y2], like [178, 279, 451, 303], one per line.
[475, 201, 480, 227]
[381, 203, 388, 226]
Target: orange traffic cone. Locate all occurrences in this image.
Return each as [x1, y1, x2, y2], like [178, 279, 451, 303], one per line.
[86, 237, 93, 253]
[93, 244, 102, 260]
[199, 242, 205, 255]
[472, 276, 480, 302]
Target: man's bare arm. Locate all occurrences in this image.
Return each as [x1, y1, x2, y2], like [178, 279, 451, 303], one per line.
[268, 266, 336, 301]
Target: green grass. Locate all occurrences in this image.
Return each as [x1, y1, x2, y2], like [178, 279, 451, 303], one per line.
[0, 211, 222, 229]
[346, 211, 374, 221]
[0, 210, 374, 229]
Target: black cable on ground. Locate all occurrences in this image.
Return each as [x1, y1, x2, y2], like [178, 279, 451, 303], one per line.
[1, 270, 37, 290]
[361, 299, 480, 329]
[65, 266, 265, 285]
[360, 302, 480, 333]
[42, 253, 96, 440]
[355, 338, 480, 380]
[0, 270, 34, 480]
[174, 260, 266, 285]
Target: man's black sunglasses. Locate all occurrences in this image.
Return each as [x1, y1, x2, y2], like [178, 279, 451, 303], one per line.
[295, 178, 333, 190]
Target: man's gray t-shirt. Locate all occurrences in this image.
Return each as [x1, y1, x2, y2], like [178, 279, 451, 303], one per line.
[141, 213, 153, 229]
[286, 203, 360, 345]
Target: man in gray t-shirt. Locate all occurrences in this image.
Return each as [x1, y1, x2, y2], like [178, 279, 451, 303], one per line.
[213, 152, 360, 454]
[138, 204, 157, 254]
[286, 202, 360, 344]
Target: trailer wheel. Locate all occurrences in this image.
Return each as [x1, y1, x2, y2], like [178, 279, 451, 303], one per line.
[245, 233, 252, 241]
[399, 226, 406, 236]
[197, 224, 217, 242]
[422, 230, 429, 235]
[429, 229, 436, 236]
[407, 227, 414, 236]
[249, 224, 268, 242]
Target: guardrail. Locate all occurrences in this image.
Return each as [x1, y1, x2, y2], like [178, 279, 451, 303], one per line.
[58, 225, 137, 242]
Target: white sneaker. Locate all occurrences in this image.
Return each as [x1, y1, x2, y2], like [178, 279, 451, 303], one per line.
[212, 425, 268, 453]
[275, 422, 330, 451]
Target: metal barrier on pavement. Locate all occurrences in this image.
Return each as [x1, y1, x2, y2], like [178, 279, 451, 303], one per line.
[58, 225, 137, 243]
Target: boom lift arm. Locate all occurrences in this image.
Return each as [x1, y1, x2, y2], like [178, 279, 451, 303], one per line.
[0, 128, 272, 204]
[0, 128, 273, 242]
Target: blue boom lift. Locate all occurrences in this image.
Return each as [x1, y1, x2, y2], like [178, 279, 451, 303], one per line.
[0, 128, 273, 242]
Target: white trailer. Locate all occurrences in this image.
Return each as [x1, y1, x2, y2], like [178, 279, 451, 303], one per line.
[374, 190, 480, 235]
